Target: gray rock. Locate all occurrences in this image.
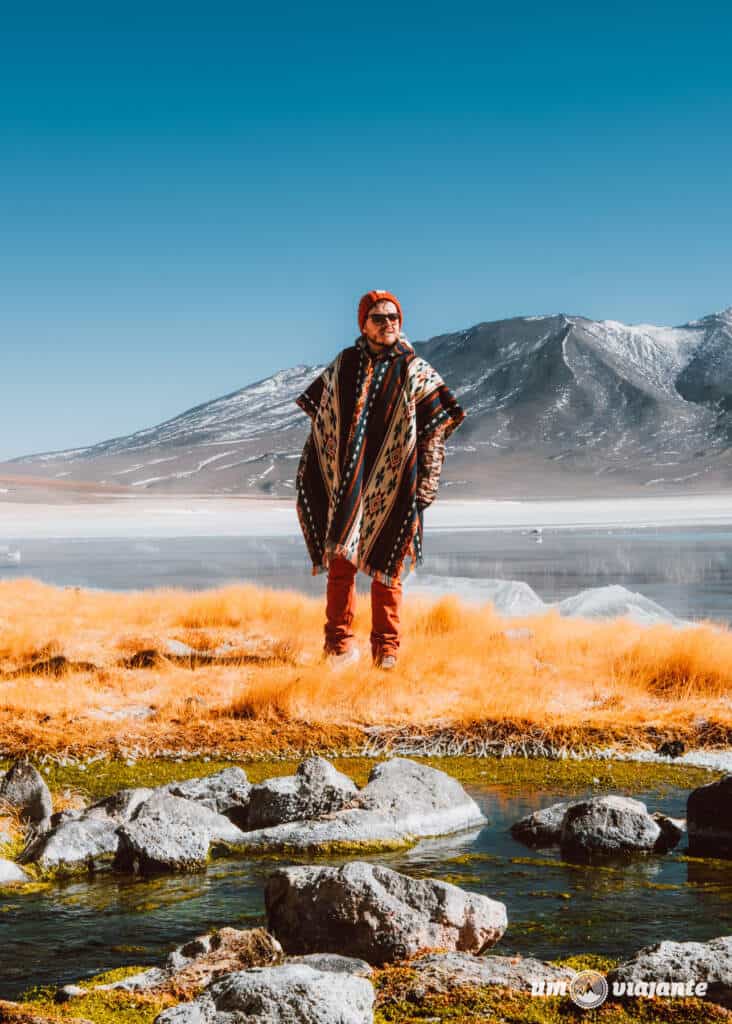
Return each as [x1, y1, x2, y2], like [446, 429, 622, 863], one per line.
[409, 951, 576, 993]
[133, 793, 247, 846]
[688, 775, 732, 857]
[560, 795, 661, 860]
[167, 768, 251, 829]
[247, 757, 357, 830]
[209, 963, 373, 1023]
[155, 1001, 215, 1024]
[21, 817, 119, 869]
[115, 816, 210, 873]
[607, 936, 732, 1008]
[652, 813, 686, 853]
[0, 760, 53, 826]
[288, 954, 373, 977]
[265, 861, 507, 964]
[510, 801, 572, 847]
[86, 787, 154, 822]
[56, 984, 90, 1001]
[355, 758, 485, 837]
[0, 857, 29, 884]
[237, 808, 409, 854]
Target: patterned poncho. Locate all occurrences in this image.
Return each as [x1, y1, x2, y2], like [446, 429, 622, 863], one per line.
[295, 334, 465, 586]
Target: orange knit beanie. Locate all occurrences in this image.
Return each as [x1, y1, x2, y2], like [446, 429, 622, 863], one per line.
[357, 290, 403, 332]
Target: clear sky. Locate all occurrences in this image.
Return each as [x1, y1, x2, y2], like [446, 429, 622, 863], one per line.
[2, 2, 731, 460]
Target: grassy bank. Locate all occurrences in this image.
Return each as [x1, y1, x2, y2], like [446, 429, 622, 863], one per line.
[1, 578, 731, 759]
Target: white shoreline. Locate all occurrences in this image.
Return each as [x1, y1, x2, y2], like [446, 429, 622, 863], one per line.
[1, 493, 732, 540]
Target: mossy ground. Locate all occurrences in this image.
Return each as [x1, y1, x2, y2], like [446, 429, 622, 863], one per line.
[1, 753, 719, 805]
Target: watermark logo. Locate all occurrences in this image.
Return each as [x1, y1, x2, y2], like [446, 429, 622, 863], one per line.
[569, 970, 609, 1009]
[531, 972, 709, 1007]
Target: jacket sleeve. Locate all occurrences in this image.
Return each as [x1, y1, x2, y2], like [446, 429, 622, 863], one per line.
[412, 358, 465, 444]
[416, 428, 446, 509]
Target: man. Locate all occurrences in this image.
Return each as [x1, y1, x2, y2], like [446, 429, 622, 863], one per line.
[295, 289, 464, 669]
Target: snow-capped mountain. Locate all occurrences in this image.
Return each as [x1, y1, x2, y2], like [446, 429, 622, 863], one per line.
[5, 307, 732, 497]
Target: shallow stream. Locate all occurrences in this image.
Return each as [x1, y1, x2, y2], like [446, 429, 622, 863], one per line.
[2, 768, 730, 998]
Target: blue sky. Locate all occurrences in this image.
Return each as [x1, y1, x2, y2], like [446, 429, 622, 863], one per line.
[2, 2, 731, 459]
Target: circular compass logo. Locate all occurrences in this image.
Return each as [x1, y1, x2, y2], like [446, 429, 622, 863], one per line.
[570, 970, 609, 1009]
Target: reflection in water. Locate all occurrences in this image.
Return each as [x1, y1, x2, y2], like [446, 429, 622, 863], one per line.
[2, 527, 732, 623]
[2, 782, 732, 997]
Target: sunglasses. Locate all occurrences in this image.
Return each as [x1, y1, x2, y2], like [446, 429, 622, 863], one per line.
[368, 313, 400, 325]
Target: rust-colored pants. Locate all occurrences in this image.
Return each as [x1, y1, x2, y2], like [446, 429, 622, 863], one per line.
[324, 556, 402, 661]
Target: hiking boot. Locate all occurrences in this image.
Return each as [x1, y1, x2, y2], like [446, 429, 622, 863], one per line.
[324, 646, 361, 669]
[375, 654, 397, 670]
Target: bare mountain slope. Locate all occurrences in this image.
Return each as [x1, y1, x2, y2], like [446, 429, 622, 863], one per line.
[5, 307, 732, 498]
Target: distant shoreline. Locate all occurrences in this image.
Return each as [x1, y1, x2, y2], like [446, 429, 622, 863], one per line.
[3, 492, 732, 540]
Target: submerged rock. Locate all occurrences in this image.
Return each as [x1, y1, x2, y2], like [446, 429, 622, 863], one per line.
[265, 861, 507, 964]
[559, 795, 661, 860]
[688, 775, 732, 857]
[0, 761, 52, 827]
[607, 936, 732, 1009]
[155, 963, 375, 1024]
[246, 757, 357, 829]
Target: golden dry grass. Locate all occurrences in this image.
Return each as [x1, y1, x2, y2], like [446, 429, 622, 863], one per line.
[0, 578, 731, 757]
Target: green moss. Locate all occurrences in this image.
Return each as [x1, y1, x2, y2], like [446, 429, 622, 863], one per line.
[551, 952, 619, 972]
[21, 987, 174, 1023]
[85, 964, 148, 986]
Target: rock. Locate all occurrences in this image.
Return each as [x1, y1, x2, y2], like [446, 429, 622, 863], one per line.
[510, 801, 572, 847]
[265, 861, 507, 964]
[559, 795, 661, 860]
[0, 761, 53, 827]
[688, 775, 732, 857]
[652, 813, 686, 853]
[99, 927, 282, 994]
[657, 739, 685, 758]
[155, 1003, 214, 1024]
[115, 816, 210, 873]
[55, 984, 90, 1002]
[86, 787, 154, 822]
[287, 954, 373, 977]
[166, 768, 251, 829]
[0, 857, 28, 884]
[607, 936, 732, 1008]
[133, 793, 247, 846]
[355, 758, 484, 837]
[237, 808, 410, 854]
[21, 817, 119, 870]
[408, 951, 576, 993]
[204, 964, 374, 1023]
[246, 757, 357, 830]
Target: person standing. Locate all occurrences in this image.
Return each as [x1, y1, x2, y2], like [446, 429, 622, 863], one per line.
[295, 290, 464, 669]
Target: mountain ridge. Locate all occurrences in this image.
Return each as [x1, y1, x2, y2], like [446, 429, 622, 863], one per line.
[4, 307, 732, 498]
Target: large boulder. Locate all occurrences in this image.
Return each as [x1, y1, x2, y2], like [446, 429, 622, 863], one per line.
[21, 817, 120, 870]
[0, 761, 52, 827]
[166, 767, 251, 829]
[0, 857, 28, 884]
[688, 775, 732, 857]
[246, 758, 357, 830]
[510, 801, 572, 847]
[133, 793, 247, 846]
[154, 964, 374, 1024]
[355, 758, 484, 837]
[115, 817, 210, 874]
[607, 936, 732, 1009]
[265, 861, 507, 964]
[560, 795, 661, 860]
